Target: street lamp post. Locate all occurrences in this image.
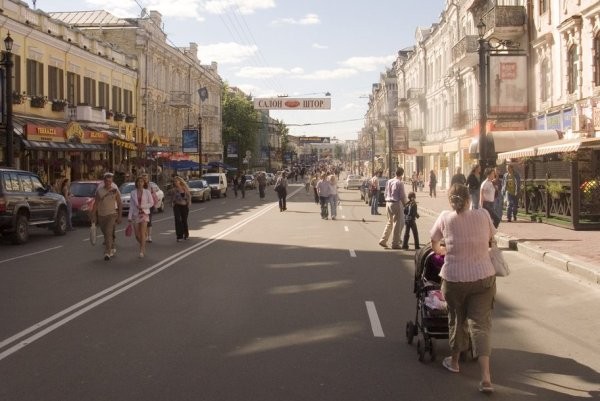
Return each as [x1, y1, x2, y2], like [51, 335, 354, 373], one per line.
[370, 128, 375, 176]
[387, 119, 393, 178]
[2, 33, 14, 167]
[477, 19, 488, 174]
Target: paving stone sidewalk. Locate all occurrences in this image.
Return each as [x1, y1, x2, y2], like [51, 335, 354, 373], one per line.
[413, 188, 600, 286]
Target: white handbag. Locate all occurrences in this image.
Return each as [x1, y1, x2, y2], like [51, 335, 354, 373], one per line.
[490, 240, 510, 276]
[90, 223, 97, 246]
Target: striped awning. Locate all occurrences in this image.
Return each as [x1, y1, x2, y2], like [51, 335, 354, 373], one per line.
[498, 137, 600, 159]
[21, 139, 108, 151]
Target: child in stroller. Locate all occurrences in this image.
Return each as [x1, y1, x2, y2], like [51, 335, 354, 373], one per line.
[406, 244, 449, 362]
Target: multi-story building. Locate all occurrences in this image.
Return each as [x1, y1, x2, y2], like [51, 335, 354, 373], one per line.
[0, 0, 138, 185]
[50, 9, 223, 165]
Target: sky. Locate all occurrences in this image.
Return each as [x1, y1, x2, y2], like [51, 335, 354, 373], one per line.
[32, 0, 445, 141]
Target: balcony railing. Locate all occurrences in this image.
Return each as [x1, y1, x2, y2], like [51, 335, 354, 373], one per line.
[481, 6, 526, 39]
[452, 35, 478, 65]
[407, 88, 424, 101]
[452, 109, 479, 130]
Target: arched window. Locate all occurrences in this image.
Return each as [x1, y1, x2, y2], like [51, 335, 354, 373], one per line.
[594, 33, 600, 87]
[567, 45, 578, 94]
[540, 59, 550, 101]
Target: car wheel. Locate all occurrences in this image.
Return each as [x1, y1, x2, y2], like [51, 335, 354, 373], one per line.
[11, 214, 29, 245]
[207, 193, 211, 201]
[53, 208, 68, 235]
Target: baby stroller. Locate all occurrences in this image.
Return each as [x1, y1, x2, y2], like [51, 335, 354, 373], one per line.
[405, 244, 448, 362]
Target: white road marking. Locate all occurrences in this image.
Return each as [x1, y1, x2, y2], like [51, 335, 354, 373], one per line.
[344, 226, 349, 232]
[0, 202, 278, 361]
[366, 301, 385, 337]
[0, 246, 63, 265]
[349, 249, 356, 257]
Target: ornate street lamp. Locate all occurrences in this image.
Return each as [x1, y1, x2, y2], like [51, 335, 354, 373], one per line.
[2, 32, 14, 167]
[477, 19, 488, 173]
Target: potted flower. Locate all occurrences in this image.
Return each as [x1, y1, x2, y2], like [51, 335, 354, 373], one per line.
[51, 99, 68, 112]
[546, 181, 564, 200]
[125, 114, 135, 123]
[12, 91, 26, 104]
[106, 110, 114, 119]
[114, 112, 126, 121]
[30, 95, 48, 108]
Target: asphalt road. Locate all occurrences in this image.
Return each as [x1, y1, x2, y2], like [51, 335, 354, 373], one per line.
[1, 184, 599, 400]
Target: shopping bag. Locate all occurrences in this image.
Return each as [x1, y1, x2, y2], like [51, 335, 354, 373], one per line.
[89, 223, 97, 246]
[125, 223, 133, 237]
[490, 240, 510, 277]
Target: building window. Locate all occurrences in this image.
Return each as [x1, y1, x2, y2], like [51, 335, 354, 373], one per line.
[539, 0, 548, 14]
[48, 66, 64, 100]
[594, 34, 600, 87]
[12, 55, 21, 94]
[567, 45, 578, 94]
[99, 82, 110, 110]
[123, 89, 133, 115]
[112, 86, 122, 112]
[26, 59, 44, 96]
[67, 72, 81, 105]
[540, 59, 550, 102]
[83, 77, 97, 106]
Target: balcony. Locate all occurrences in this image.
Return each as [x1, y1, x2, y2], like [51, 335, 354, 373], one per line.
[170, 91, 191, 108]
[407, 88, 424, 102]
[452, 109, 479, 130]
[67, 105, 106, 123]
[481, 6, 526, 40]
[452, 35, 478, 68]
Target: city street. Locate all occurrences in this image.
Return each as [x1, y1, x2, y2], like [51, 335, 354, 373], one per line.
[1, 185, 599, 400]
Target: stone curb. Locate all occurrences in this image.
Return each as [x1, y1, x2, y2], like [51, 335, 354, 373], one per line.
[420, 206, 600, 287]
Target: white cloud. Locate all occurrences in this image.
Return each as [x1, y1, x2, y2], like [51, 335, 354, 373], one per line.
[312, 43, 328, 49]
[236, 66, 293, 79]
[298, 68, 358, 80]
[204, 0, 275, 14]
[271, 13, 320, 25]
[340, 55, 397, 72]
[198, 42, 257, 64]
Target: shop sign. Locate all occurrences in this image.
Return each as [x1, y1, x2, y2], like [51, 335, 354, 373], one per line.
[113, 139, 137, 150]
[392, 126, 408, 152]
[65, 122, 85, 144]
[83, 130, 108, 144]
[25, 124, 65, 142]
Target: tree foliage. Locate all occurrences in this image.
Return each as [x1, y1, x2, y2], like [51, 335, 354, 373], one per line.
[221, 83, 260, 168]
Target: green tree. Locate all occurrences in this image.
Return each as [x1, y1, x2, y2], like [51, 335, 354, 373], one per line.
[221, 84, 260, 169]
[276, 120, 289, 164]
[334, 144, 343, 160]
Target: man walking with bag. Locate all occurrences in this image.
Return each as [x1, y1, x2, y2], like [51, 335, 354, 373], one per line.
[379, 167, 407, 249]
[91, 172, 122, 261]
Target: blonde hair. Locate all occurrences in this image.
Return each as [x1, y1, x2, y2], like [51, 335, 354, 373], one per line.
[174, 176, 189, 191]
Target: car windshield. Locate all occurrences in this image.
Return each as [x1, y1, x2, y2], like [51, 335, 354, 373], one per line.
[188, 180, 205, 188]
[204, 176, 219, 184]
[120, 183, 135, 194]
[70, 182, 98, 197]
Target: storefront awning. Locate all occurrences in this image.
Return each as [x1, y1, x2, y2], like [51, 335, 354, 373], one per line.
[470, 130, 562, 157]
[21, 139, 108, 151]
[498, 136, 600, 159]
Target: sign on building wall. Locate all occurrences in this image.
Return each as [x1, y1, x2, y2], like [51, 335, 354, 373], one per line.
[253, 97, 331, 110]
[182, 129, 199, 153]
[392, 126, 408, 152]
[299, 136, 331, 144]
[227, 142, 238, 158]
[488, 55, 528, 116]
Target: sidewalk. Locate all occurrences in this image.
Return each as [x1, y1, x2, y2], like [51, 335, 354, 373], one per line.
[414, 188, 600, 287]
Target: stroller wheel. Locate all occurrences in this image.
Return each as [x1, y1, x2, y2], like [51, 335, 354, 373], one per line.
[405, 321, 416, 345]
[417, 338, 425, 362]
[428, 338, 436, 362]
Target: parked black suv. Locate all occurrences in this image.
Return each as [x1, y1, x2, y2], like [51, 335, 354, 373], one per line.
[0, 168, 68, 244]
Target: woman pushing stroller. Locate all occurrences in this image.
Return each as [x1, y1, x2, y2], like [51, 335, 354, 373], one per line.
[429, 183, 497, 393]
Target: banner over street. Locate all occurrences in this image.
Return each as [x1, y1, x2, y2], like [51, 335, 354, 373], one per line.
[253, 97, 331, 110]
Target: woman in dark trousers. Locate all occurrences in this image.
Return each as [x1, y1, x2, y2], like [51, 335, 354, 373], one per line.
[429, 170, 437, 198]
[171, 176, 191, 242]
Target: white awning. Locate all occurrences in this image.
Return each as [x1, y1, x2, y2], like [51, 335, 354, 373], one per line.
[470, 130, 562, 158]
[536, 137, 600, 156]
[498, 137, 600, 160]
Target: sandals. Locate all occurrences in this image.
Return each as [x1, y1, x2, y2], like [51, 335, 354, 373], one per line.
[478, 381, 494, 393]
[442, 357, 460, 373]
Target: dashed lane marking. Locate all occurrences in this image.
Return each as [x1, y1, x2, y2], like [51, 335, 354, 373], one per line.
[366, 301, 385, 337]
[349, 249, 356, 257]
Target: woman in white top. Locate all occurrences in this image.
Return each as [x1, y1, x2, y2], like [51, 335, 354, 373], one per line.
[430, 183, 497, 393]
[328, 175, 338, 220]
[480, 167, 500, 228]
[128, 176, 154, 258]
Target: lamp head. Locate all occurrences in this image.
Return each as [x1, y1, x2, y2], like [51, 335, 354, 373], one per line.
[477, 19, 486, 38]
[4, 32, 13, 52]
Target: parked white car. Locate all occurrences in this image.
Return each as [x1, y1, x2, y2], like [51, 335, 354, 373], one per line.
[119, 181, 165, 214]
[344, 175, 363, 189]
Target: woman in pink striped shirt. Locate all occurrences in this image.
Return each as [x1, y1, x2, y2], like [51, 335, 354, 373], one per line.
[430, 183, 497, 393]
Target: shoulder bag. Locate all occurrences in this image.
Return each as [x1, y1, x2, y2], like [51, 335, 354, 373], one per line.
[490, 240, 510, 277]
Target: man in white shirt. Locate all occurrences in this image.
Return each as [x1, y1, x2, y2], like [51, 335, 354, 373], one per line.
[379, 168, 407, 249]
